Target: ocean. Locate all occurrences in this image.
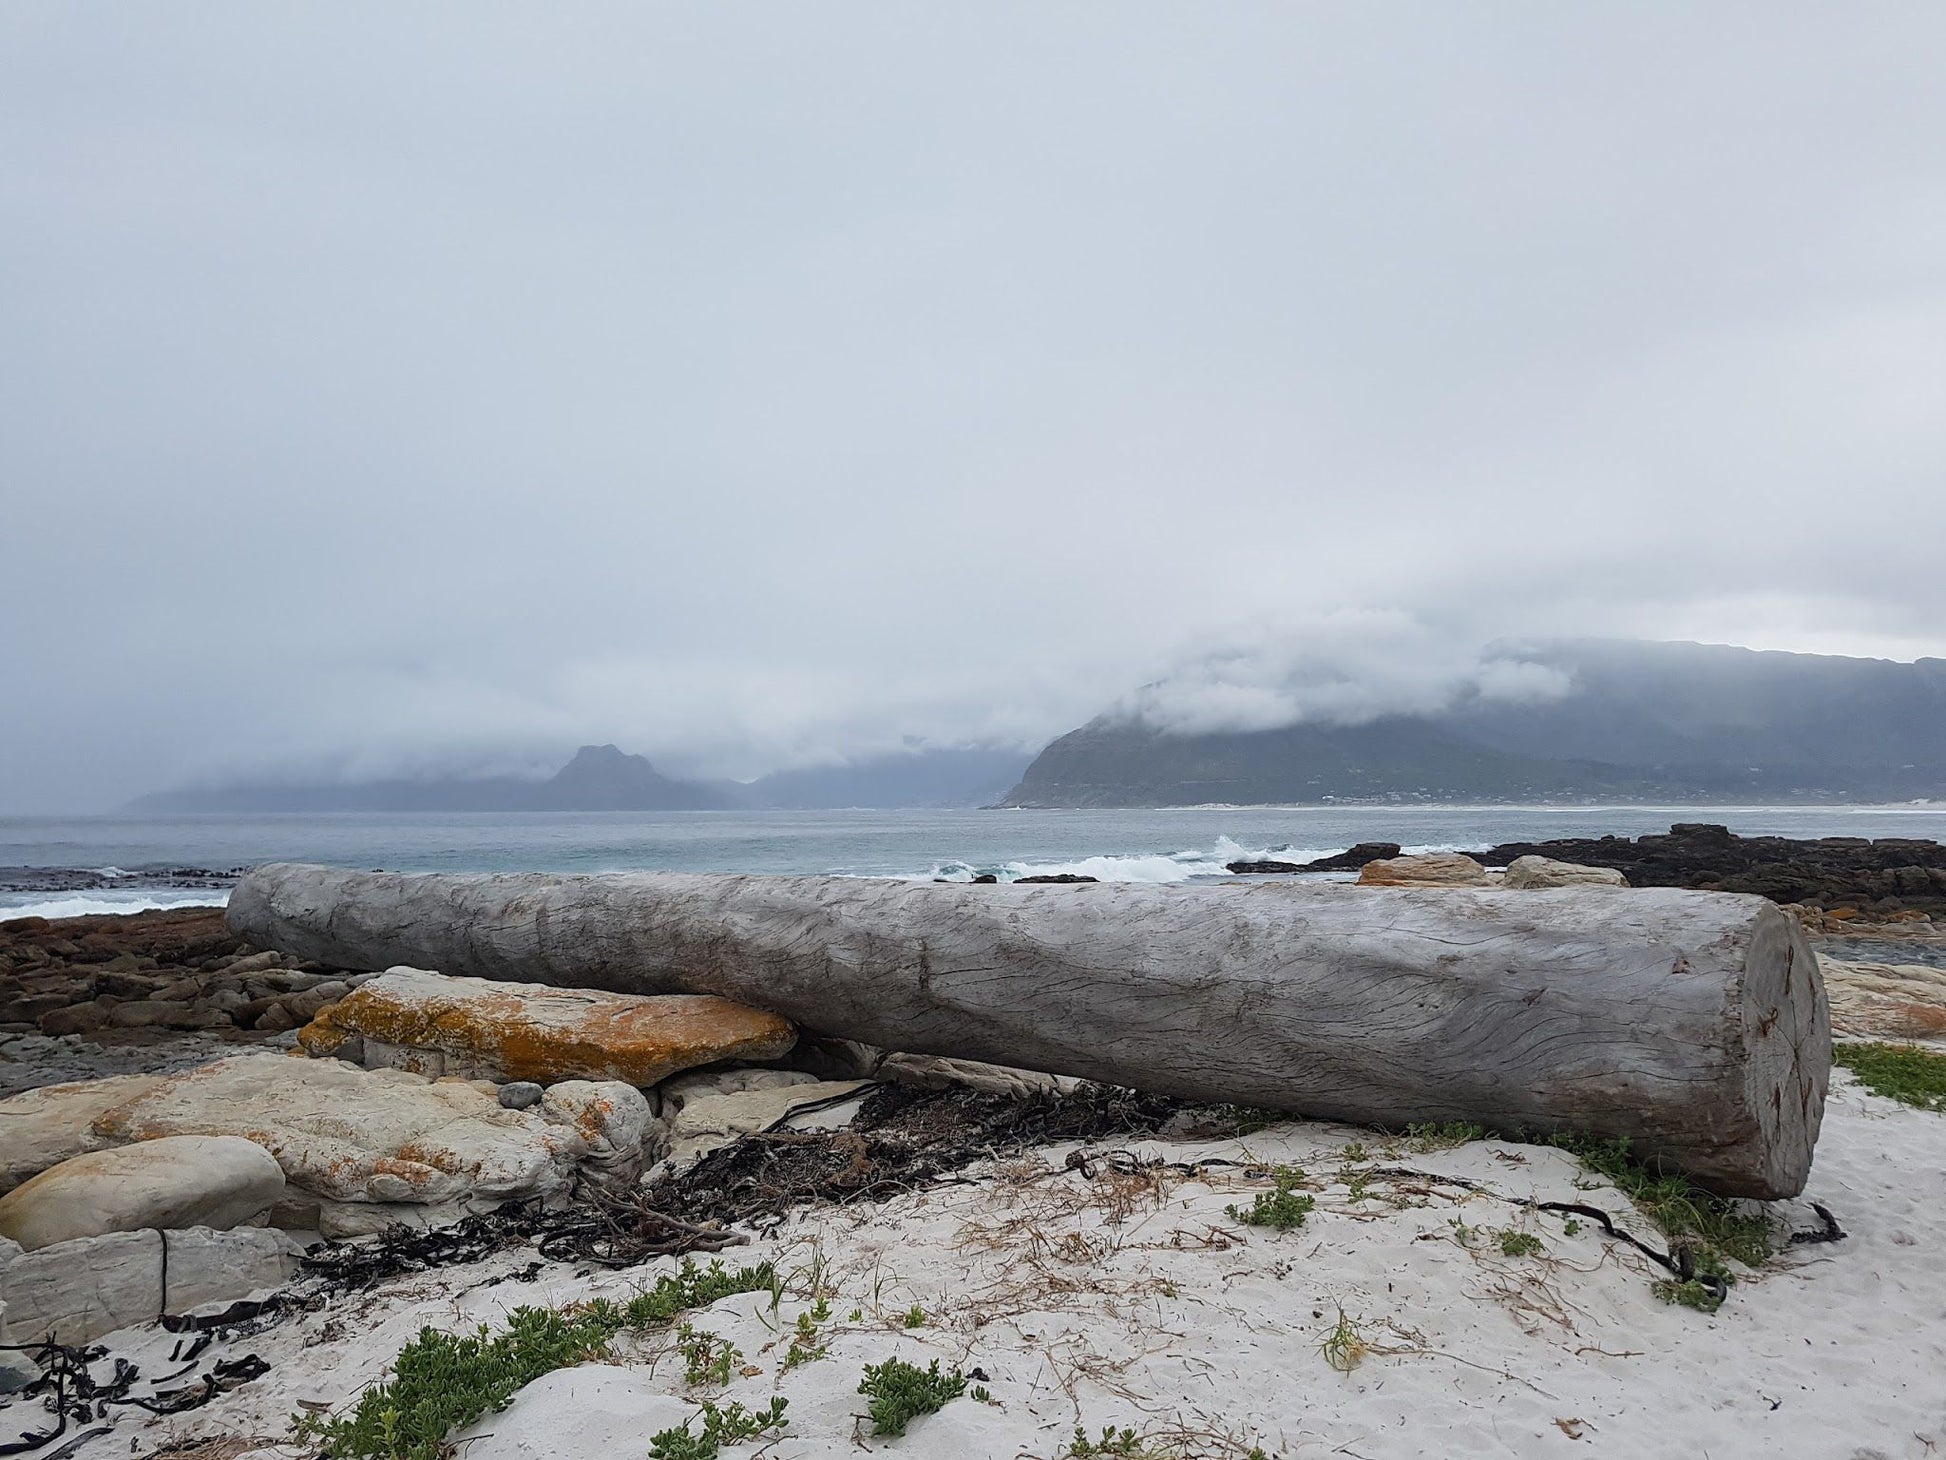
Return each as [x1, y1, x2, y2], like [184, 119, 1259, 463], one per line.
[6, 803, 1946, 921]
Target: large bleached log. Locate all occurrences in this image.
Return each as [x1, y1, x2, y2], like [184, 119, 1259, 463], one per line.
[228, 864, 1829, 1197]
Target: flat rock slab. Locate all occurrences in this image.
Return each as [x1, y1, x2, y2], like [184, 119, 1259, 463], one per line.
[0, 1071, 163, 1195]
[0, 1134, 284, 1251]
[296, 966, 796, 1086]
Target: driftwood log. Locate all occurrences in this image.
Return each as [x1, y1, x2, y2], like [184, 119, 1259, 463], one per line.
[228, 864, 1830, 1197]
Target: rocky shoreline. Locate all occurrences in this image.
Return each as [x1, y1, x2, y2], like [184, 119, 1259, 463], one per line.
[0, 908, 364, 1097]
[0, 866, 241, 896]
[1232, 822, 1946, 929]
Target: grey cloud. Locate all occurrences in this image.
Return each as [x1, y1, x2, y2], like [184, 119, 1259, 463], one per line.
[2, 4, 1943, 808]
[1120, 618, 1575, 736]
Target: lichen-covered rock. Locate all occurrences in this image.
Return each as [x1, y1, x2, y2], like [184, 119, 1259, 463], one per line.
[1503, 856, 1630, 889]
[1355, 853, 1491, 887]
[0, 1135, 285, 1251]
[296, 967, 796, 1086]
[0, 1073, 164, 1195]
[86, 1053, 651, 1234]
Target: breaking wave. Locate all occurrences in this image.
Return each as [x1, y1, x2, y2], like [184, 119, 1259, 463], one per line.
[915, 836, 1326, 884]
[0, 890, 231, 923]
[907, 836, 1494, 884]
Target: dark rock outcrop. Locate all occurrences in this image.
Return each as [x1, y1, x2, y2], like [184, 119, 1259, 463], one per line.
[1471, 823, 1946, 920]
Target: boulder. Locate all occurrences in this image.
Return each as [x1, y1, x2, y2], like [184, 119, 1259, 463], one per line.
[0, 1135, 284, 1251]
[1355, 853, 1491, 887]
[88, 1053, 652, 1236]
[0, 1073, 164, 1195]
[0, 1226, 300, 1346]
[1502, 855, 1631, 890]
[1820, 958, 1946, 1043]
[296, 967, 796, 1086]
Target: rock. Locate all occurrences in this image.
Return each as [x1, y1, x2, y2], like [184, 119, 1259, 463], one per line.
[1502, 856, 1630, 890]
[298, 967, 796, 1087]
[87, 1053, 650, 1236]
[1014, 873, 1100, 884]
[0, 1226, 300, 1346]
[658, 1066, 823, 1112]
[219, 951, 286, 977]
[283, 983, 347, 1022]
[1225, 859, 1307, 875]
[36, 1003, 107, 1037]
[0, 1073, 165, 1194]
[875, 1052, 1073, 1098]
[107, 999, 198, 1028]
[1355, 853, 1491, 887]
[499, 1081, 545, 1110]
[0, 1136, 285, 1250]
[1300, 842, 1405, 873]
[254, 1001, 297, 1033]
[662, 1079, 869, 1170]
[1820, 958, 1946, 1043]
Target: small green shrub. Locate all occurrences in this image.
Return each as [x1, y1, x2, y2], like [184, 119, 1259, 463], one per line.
[648, 1397, 789, 1459]
[1497, 1230, 1543, 1258]
[295, 1258, 774, 1460]
[1535, 1132, 1771, 1271]
[1226, 1167, 1315, 1231]
[781, 1309, 828, 1371]
[1067, 1425, 1271, 1459]
[857, 1357, 967, 1436]
[1653, 1278, 1724, 1314]
[1833, 1042, 1946, 1111]
[675, 1323, 740, 1388]
[1069, 1428, 1146, 1457]
[1402, 1120, 1486, 1151]
[903, 1304, 928, 1328]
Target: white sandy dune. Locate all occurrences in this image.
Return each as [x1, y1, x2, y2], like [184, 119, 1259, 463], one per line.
[44, 1070, 1946, 1460]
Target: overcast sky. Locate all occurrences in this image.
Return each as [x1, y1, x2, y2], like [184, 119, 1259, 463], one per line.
[4, 4, 1944, 810]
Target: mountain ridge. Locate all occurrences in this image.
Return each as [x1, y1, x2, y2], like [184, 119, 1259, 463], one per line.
[999, 639, 1946, 807]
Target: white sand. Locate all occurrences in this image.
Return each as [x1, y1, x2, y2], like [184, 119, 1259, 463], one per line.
[38, 1071, 1946, 1460]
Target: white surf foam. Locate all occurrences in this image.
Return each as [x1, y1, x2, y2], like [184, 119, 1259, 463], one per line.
[0, 890, 231, 923]
[914, 836, 1343, 884]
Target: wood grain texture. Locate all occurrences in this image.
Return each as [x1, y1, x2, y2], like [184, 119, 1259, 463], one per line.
[228, 864, 1830, 1197]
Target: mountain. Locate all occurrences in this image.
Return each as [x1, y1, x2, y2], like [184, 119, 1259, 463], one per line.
[131, 743, 1032, 813]
[1000, 640, 1946, 807]
[536, 744, 734, 810]
[743, 746, 1034, 809]
[130, 744, 731, 813]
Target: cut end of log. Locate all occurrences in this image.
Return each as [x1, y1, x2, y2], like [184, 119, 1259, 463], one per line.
[1724, 903, 1830, 1199]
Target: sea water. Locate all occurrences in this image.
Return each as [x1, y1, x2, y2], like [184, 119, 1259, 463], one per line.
[6, 803, 1946, 920]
